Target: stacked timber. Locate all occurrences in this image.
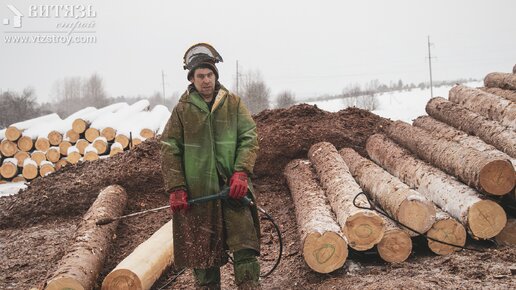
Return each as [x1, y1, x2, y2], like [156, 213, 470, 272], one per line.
[484, 72, 516, 91]
[284, 159, 348, 273]
[0, 101, 171, 184]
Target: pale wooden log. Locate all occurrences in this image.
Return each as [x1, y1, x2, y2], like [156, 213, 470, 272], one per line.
[46, 147, 61, 163]
[47, 130, 63, 146]
[426, 97, 516, 158]
[495, 218, 516, 246]
[109, 142, 124, 157]
[40, 161, 55, 177]
[449, 85, 516, 129]
[59, 141, 72, 156]
[339, 148, 436, 236]
[84, 145, 99, 161]
[12, 175, 26, 183]
[101, 127, 116, 142]
[1, 139, 18, 157]
[17, 135, 34, 152]
[377, 218, 412, 263]
[22, 159, 38, 180]
[31, 151, 47, 166]
[5, 126, 22, 141]
[65, 129, 80, 144]
[484, 72, 516, 90]
[413, 116, 516, 168]
[114, 134, 130, 150]
[140, 128, 155, 139]
[284, 159, 348, 273]
[101, 219, 172, 290]
[386, 120, 515, 196]
[14, 151, 29, 167]
[35, 137, 50, 152]
[67, 146, 82, 165]
[72, 118, 90, 134]
[46, 185, 128, 290]
[366, 134, 507, 239]
[1, 158, 18, 179]
[481, 87, 516, 103]
[92, 137, 108, 155]
[75, 139, 89, 155]
[426, 209, 466, 255]
[55, 158, 70, 171]
[308, 142, 385, 251]
[131, 137, 143, 148]
[85, 128, 100, 143]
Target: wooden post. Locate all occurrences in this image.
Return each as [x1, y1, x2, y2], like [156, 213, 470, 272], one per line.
[366, 134, 507, 239]
[101, 219, 173, 290]
[284, 159, 348, 273]
[426, 97, 516, 158]
[386, 120, 515, 195]
[339, 147, 436, 236]
[45, 185, 127, 290]
[308, 142, 385, 251]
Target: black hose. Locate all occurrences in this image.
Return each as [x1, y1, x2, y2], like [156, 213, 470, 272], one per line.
[257, 206, 283, 277]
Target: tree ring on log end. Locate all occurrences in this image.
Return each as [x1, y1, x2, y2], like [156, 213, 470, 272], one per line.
[397, 199, 436, 236]
[468, 200, 507, 239]
[479, 160, 515, 195]
[427, 219, 466, 255]
[344, 213, 384, 251]
[302, 232, 348, 274]
[45, 276, 85, 290]
[102, 269, 142, 290]
[377, 230, 412, 263]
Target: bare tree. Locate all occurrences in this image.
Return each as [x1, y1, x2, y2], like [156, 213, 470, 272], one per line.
[0, 88, 42, 128]
[239, 69, 270, 114]
[276, 90, 296, 108]
[82, 73, 109, 108]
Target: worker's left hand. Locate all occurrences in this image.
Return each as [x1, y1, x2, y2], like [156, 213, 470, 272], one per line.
[229, 171, 248, 199]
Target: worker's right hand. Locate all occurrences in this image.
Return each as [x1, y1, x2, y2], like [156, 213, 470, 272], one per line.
[169, 189, 188, 213]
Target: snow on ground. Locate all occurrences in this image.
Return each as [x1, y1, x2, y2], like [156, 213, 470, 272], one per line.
[0, 182, 27, 197]
[307, 81, 483, 123]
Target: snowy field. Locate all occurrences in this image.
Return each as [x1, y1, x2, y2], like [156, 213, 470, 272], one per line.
[307, 81, 483, 123]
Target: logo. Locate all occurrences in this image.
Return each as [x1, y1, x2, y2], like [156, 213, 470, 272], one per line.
[3, 4, 23, 28]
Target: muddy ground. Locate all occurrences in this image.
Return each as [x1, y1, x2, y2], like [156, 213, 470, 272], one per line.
[0, 104, 514, 289]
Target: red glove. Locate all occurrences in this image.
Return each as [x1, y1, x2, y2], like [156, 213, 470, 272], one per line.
[169, 189, 188, 213]
[229, 171, 248, 199]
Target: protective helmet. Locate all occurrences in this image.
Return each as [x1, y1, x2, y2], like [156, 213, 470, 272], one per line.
[183, 43, 223, 80]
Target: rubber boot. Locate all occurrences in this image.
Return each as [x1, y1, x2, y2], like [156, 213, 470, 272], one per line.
[233, 249, 260, 289]
[193, 267, 221, 290]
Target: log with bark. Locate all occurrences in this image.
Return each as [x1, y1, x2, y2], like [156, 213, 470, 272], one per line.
[101, 219, 173, 290]
[481, 87, 516, 103]
[449, 85, 516, 130]
[426, 209, 466, 255]
[413, 116, 516, 168]
[284, 159, 348, 273]
[339, 148, 436, 236]
[426, 97, 516, 158]
[308, 142, 385, 251]
[386, 120, 515, 196]
[484, 72, 516, 90]
[513, 64, 516, 74]
[366, 134, 507, 239]
[376, 218, 412, 263]
[45, 185, 127, 290]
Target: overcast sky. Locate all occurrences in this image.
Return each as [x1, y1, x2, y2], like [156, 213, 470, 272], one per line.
[1, 0, 515, 103]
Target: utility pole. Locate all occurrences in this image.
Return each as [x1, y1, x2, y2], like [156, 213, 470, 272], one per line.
[236, 60, 239, 96]
[162, 70, 166, 105]
[427, 36, 435, 98]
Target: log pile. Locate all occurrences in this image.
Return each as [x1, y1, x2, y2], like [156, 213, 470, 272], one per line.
[0, 101, 171, 184]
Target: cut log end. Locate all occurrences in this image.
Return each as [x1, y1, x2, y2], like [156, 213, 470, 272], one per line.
[55, 159, 70, 170]
[377, 228, 412, 263]
[397, 199, 436, 236]
[101, 269, 141, 290]
[65, 129, 80, 144]
[344, 212, 385, 251]
[115, 135, 129, 149]
[48, 131, 63, 146]
[59, 141, 72, 156]
[76, 140, 90, 155]
[46, 148, 61, 163]
[140, 128, 155, 139]
[45, 277, 85, 290]
[1, 162, 18, 179]
[17, 136, 33, 152]
[14, 151, 29, 167]
[31, 151, 47, 166]
[12, 175, 26, 183]
[1, 140, 18, 157]
[302, 232, 348, 274]
[468, 200, 507, 239]
[22, 164, 38, 180]
[72, 118, 88, 134]
[101, 127, 117, 142]
[40, 164, 55, 177]
[85, 128, 100, 143]
[427, 218, 467, 255]
[5, 126, 21, 141]
[84, 151, 99, 161]
[479, 160, 515, 195]
[35, 137, 50, 152]
[67, 152, 82, 165]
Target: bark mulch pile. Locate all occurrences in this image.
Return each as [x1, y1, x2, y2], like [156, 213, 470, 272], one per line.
[0, 104, 514, 290]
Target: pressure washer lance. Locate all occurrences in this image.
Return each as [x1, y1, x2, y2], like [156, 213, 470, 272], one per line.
[95, 187, 283, 277]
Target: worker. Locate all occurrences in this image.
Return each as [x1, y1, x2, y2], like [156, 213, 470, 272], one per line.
[160, 43, 261, 289]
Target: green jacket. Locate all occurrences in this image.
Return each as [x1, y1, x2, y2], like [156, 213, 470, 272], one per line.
[160, 83, 259, 268]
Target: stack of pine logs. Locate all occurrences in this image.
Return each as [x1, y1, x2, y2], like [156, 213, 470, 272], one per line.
[284, 65, 516, 273]
[0, 100, 171, 184]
